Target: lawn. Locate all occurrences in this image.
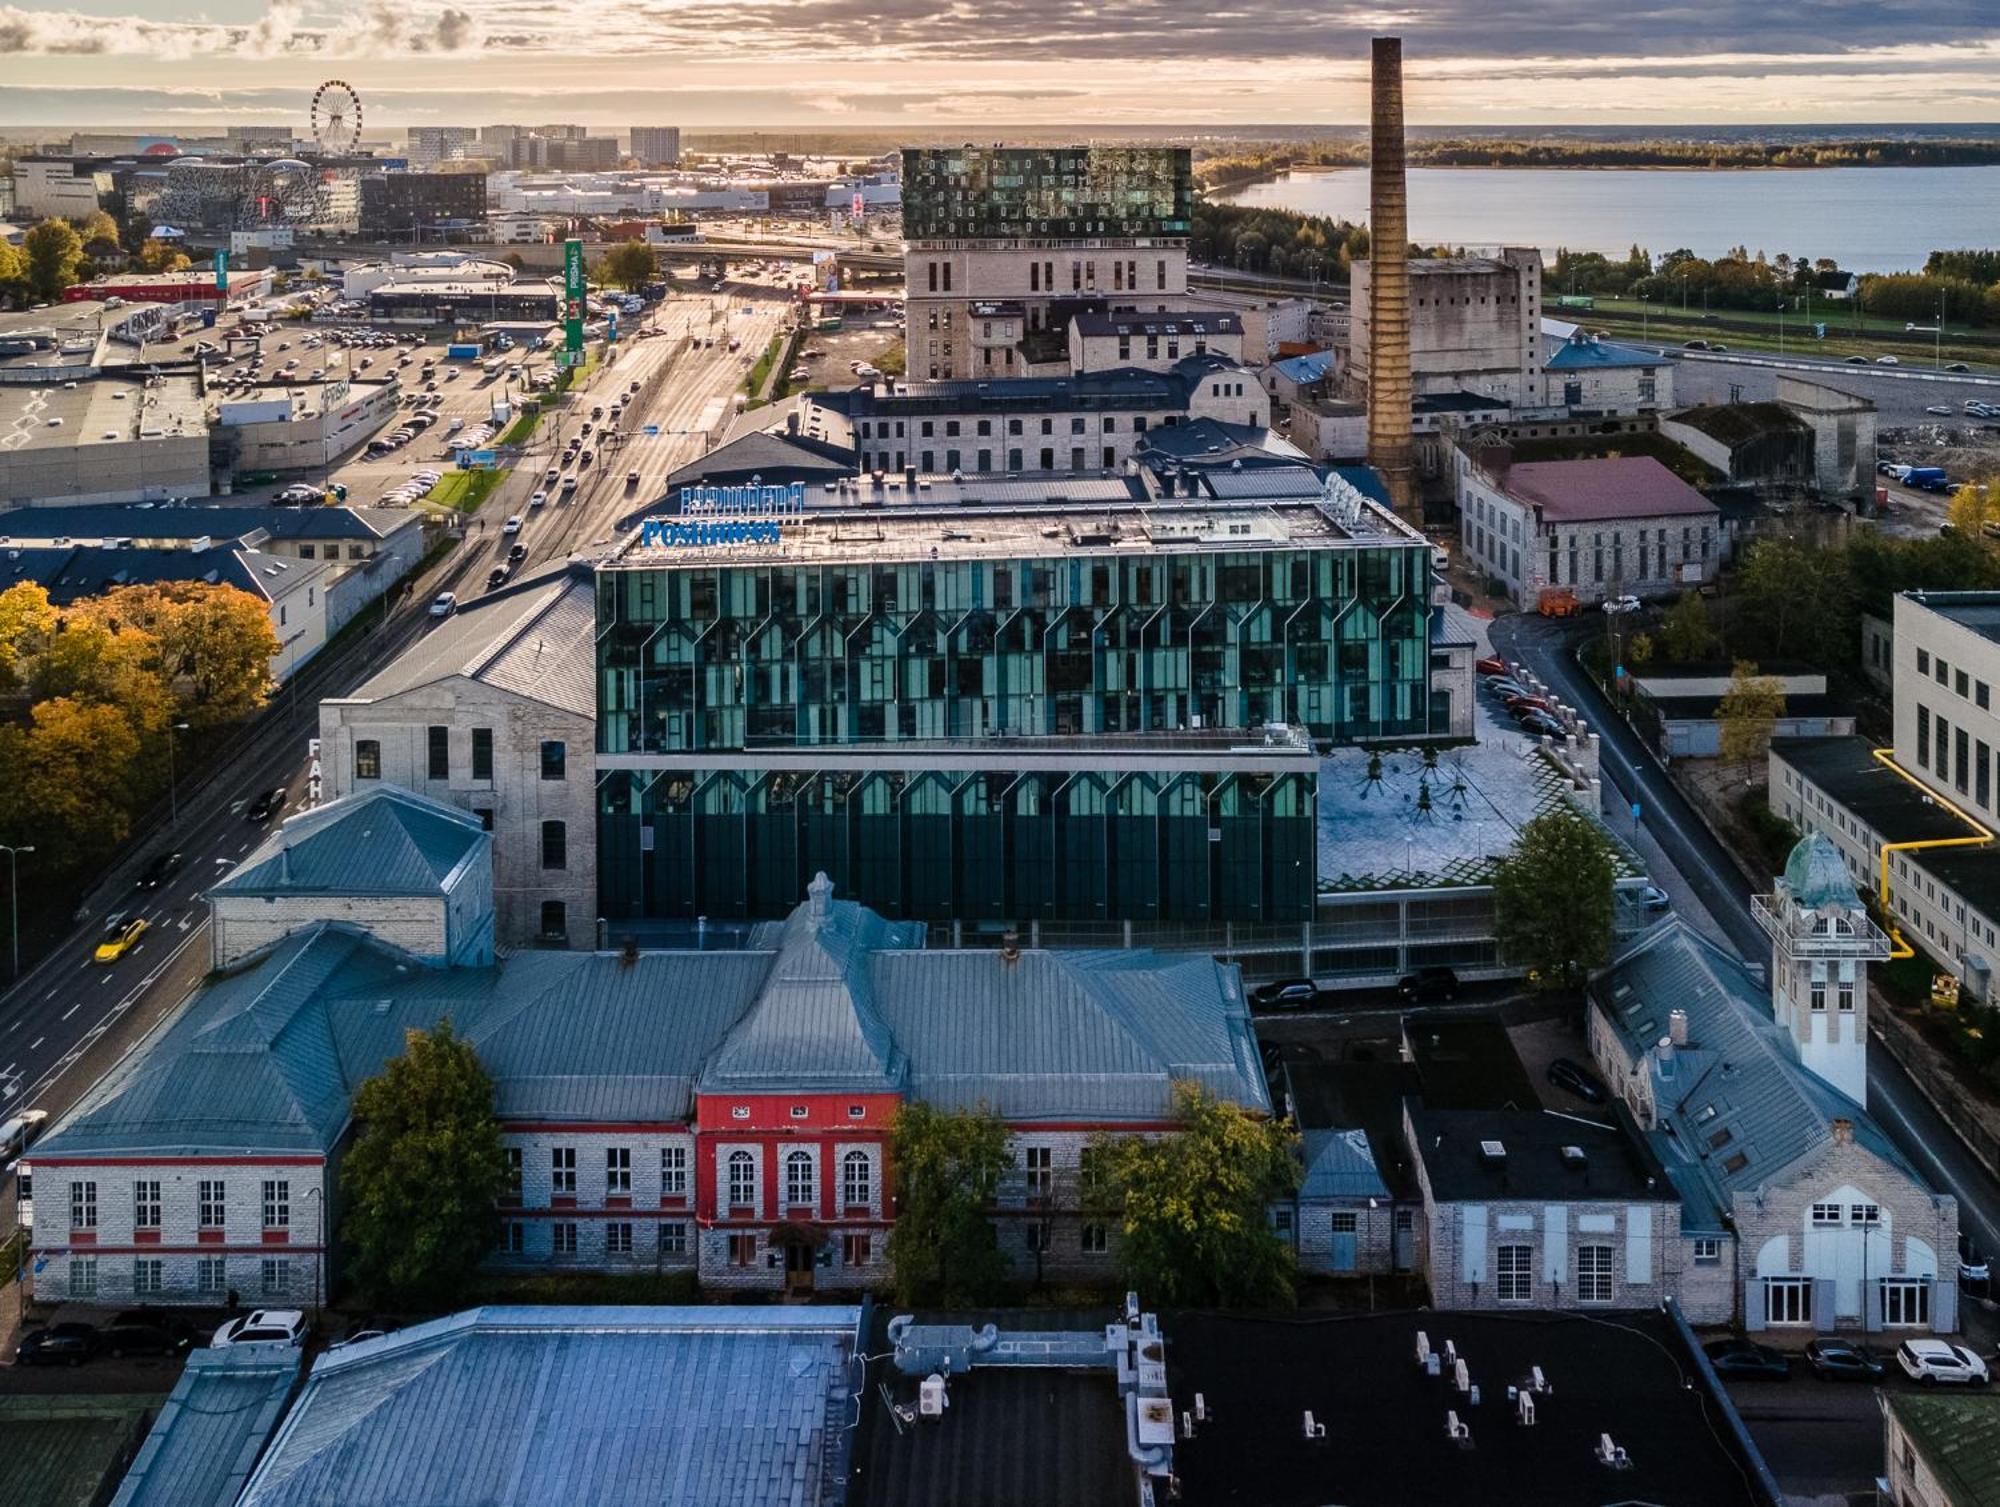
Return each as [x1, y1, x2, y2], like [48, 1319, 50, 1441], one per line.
[498, 409, 541, 445]
[425, 467, 510, 514]
[1583, 296, 1997, 367]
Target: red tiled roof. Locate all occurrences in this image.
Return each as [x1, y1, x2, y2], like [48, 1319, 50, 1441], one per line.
[1494, 456, 1717, 522]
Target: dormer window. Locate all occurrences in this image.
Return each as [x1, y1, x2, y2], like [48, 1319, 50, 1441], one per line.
[790, 1105, 809, 1120]
[730, 1106, 750, 1121]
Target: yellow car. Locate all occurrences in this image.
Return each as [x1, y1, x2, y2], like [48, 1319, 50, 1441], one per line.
[94, 917, 148, 965]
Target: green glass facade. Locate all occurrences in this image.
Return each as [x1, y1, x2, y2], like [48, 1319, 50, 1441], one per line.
[901, 146, 1192, 241]
[595, 536, 1436, 924]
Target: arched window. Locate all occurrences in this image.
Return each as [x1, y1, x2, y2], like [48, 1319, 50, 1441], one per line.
[785, 1150, 815, 1208]
[1832, 915, 1854, 937]
[842, 1150, 872, 1209]
[726, 1150, 755, 1209]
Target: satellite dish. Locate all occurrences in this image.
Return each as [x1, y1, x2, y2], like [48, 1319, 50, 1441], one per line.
[310, 79, 363, 156]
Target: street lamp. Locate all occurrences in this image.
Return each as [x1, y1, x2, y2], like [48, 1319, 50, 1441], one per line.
[1, 843, 34, 981]
[165, 720, 191, 827]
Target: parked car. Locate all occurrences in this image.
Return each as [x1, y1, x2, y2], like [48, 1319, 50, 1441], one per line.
[1897, 1339, 1989, 1386]
[1545, 1057, 1607, 1104]
[1251, 978, 1319, 1010]
[1634, 883, 1671, 912]
[103, 1310, 195, 1359]
[1960, 1232, 1990, 1294]
[244, 786, 289, 823]
[1805, 1339, 1884, 1381]
[1518, 710, 1565, 738]
[1474, 655, 1507, 677]
[1601, 594, 1642, 615]
[1396, 967, 1459, 1003]
[16, 1322, 100, 1367]
[212, 1309, 308, 1349]
[1504, 693, 1551, 714]
[1483, 677, 1533, 701]
[135, 850, 184, 890]
[1704, 1338, 1791, 1380]
[94, 916, 149, 964]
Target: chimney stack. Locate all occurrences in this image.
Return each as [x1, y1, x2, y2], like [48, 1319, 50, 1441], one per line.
[1367, 36, 1416, 519]
[1668, 1008, 1689, 1047]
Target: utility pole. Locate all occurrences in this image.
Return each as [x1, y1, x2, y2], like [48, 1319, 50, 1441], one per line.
[165, 721, 190, 827]
[1, 844, 34, 980]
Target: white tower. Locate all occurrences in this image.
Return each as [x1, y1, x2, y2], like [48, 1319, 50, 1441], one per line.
[1753, 834, 1889, 1106]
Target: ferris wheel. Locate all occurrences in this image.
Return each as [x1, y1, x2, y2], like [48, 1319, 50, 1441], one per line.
[310, 79, 363, 155]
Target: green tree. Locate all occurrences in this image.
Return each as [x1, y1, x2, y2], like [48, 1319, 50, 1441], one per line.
[22, 219, 84, 302]
[1717, 660, 1786, 779]
[1093, 1083, 1300, 1308]
[340, 1020, 511, 1309]
[602, 239, 656, 291]
[885, 1101, 1012, 1306]
[1657, 592, 1719, 664]
[1732, 535, 1853, 663]
[1492, 807, 1617, 993]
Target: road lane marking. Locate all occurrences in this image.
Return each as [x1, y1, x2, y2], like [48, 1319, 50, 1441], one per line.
[26, 1037, 41, 1051]
[59, 1002, 78, 1020]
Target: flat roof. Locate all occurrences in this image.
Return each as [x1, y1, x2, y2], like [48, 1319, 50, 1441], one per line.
[1408, 1105, 1673, 1204]
[1910, 845, 2000, 921]
[0, 371, 205, 452]
[1908, 589, 2000, 648]
[613, 497, 1414, 569]
[1770, 736, 1978, 844]
[1166, 1309, 1771, 1507]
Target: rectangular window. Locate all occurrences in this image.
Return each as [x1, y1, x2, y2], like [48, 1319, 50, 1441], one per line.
[198, 1180, 226, 1228]
[727, 1152, 756, 1209]
[1881, 1280, 1930, 1327]
[1850, 1203, 1881, 1226]
[1081, 1222, 1108, 1255]
[661, 1145, 688, 1198]
[197, 1256, 226, 1295]
[728, 1232, 757, 1266]
[502, 1147, 522, 1200]
[427, 725, 449, 780]
[355, 739, 381, 780]
[552, 1222, 578, 1256]
[1917, 648, 1930, 675]
[1692, 1238, 1721, 1264]
[841, 1152, 871, 1209]
[69, 1256, 97, 1299]
[1576, 1244, 1615, 1304]
[134, 1258, 163, 1297]
[471, 727, 493, 780]
[1496, 1243, 1533, 1302]
[1024, 1145, 1052, 1195]
[133, 1180, 161, 1229]
[540, 900, 566, 939]
[541, 820, 566, 870]
[551, 1147, 576, 1195]
[1958, 728, 1971, 795]
[785, 1152, 815, 1208]
[606, 1221, 634, 1255]
[540, 740, 566, 781]
[1766, 1278, 1812, 1325]
[659, 1221, 688, 1256]
[1957, 668, 1970, 698]
[606, 1147, 632, 1195]
[1918, 705, 1931, 767]
[1810, 976, 1827, 1011]
[504, 1221, 525, 1255]
[1810, 1202, 1843, 1227]
[842, 1232, 873, 1267]
[262, 1180, 289, 1230]
[260, 1257, 290, 1297]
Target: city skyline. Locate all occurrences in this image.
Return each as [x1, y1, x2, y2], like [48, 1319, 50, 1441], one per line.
[1, 0, 1999, 128]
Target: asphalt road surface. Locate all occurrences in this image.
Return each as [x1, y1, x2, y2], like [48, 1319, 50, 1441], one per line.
[1491, 612, 2000, 1268]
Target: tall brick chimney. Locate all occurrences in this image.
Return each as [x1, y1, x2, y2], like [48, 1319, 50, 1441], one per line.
[1367, 35, 1416, 518]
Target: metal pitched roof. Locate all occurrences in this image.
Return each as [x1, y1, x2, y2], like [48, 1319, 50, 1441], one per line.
[1299, 1128, 1390, 1201]
[1592, 919, 1925, 1204]
[340, 564, 596, 717]
[1543, 335, 1664, 371]
[1886, 1393, 2000, 1507]
[211, 786, 488, 900]
[237, 1306, 863, 1507]
[111, 1348, 303, 1507]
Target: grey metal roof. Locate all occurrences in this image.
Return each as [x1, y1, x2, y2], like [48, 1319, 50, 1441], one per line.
[1591, 919, 1927, 1207]
[0, 503, 408, 546]
[340, 563, 596, 717]
[111, 1347, 303, 1507]
[237, 1306, 863, 1507]
[1299, 1128, 1390, 1202]
[211, 786, 488, 900]
[33, 544, 326, 606]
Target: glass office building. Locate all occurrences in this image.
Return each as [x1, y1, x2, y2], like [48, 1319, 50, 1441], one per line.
[596, 492, 1439, 925]
[901, 146, 1192, 242]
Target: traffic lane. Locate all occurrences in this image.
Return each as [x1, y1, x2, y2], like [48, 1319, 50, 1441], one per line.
[1490, 613, 2000, 1259]
[1674, 357, 2000, 426]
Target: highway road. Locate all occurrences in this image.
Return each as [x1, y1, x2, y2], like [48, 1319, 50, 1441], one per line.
[0, 284, 793, 1174]
[1491, 612, 2000, 1268]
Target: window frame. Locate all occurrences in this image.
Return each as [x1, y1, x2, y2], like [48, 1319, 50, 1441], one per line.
[727, 1149, 756, 1210]
[1495, 1242, 1534, 1303]
[540, 740, 567, 781]
[261, 1179, 290, 1231]
[1575, 1243, 1615, 1304]
[354, 739, 382, 781]
[661, 1145, 688, 1198]
[841, 1149, 872, 1210]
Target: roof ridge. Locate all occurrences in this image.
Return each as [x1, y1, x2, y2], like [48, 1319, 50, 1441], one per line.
[461, 574, 582, 681]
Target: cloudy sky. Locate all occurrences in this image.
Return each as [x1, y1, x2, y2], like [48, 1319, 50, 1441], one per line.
[2, 0, 1998, 128]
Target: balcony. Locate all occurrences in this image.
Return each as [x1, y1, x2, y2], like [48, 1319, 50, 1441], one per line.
[1751, 895, 1890, 958]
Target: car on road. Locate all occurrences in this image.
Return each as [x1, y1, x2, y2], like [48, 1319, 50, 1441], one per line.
[1475, 655, 1507, 677]
[545, 467, 560, 483]
[1545, 1057, 1607, 1104]
[0, 1108, 49, 1163]
[1926, 405, 1954, 417]
[1704, 1338, 1791, 1380]
[1601, 594, 1642, 615]
[579, 451, 593, 467]
[94, 916, 149, 964]
[1251, 978, 1319, 1010]
[529, 490, 548, 508]
[1876, 355, 1900, 366]
[135, 850, 183, 890]
[428, 592, 457, 618]
[627, 469, 640, 488]
[502, 515, 523, 534]
[1396, 966, 1459, 1003]
[212, 1309, 308, 1349]
[487, 566, 509, 590]
[1681, 339, 1708, 350]
[103, 1310, 195, 1359]
[16, 1322, 101, 1367]
[244, 786, 289, 823]
[788, 366, 810, 381]
[1946, 362, 1971, 373]
[1805, 1340, 1884, 1381]
[1896, 1339, 1989, 1386]
[1844, 355, 1868, 364]
[508, 543, 528, 564]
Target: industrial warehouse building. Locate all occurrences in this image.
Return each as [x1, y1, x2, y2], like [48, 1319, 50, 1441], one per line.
[0, 370, 210, 506]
